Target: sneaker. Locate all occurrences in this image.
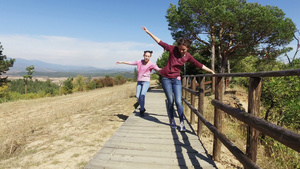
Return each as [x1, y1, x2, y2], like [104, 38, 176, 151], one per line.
[180, 122, 186, 132]
[139, 110, 145, 117]
[170, 119, 176, 128]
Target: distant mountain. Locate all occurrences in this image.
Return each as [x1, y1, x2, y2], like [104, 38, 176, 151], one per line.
[6, 58, 134, 78]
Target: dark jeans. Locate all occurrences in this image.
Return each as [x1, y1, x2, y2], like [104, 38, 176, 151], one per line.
[161, 77, 184, 122]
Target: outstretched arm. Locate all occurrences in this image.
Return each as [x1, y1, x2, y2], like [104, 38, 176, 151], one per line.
[116, 61, 131, 65]
[141, 26, 161, 44]
[202, 65, 215, 74]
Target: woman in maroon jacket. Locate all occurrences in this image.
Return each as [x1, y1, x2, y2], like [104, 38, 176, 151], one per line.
[142, 26, 215, 132]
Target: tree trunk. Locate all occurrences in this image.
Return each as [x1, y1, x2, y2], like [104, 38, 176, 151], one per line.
[25, 81, 27, 99]
[211, 26, 216, 93]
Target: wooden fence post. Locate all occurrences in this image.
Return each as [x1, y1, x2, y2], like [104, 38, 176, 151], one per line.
[213, 76, 224, 161]
[183, 77, 188, 118]
[197, 77, 205, 137]
[246, 77, 262, 163]
[212, 77, 215, 94]
[190, 77, 196, 124]
[182, 77, 186, 99]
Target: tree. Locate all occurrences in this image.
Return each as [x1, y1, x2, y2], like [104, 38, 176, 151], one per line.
[62, 77, 74, 94]
[133, 68, 138, 82]
[284, 29, 300, 66]
[166, 0, 296, 73]
[23, 65, 34, 99]
[72, 75, 86, 92]
[0, 42, 15, 87]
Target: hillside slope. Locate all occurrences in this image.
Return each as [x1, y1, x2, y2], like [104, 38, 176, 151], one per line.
[0, 82, 137, 169]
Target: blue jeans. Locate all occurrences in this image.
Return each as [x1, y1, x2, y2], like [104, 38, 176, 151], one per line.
[136, 81, 150, 111]
[161, 77, 184, 122]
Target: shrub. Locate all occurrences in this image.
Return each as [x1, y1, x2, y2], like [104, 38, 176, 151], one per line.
[62, 77, 73, 94]
[114, 75, 126, 85]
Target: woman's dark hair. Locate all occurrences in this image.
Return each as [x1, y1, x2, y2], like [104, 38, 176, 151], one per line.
[144, 50, 153, 54]
[176, 38, 192, 48]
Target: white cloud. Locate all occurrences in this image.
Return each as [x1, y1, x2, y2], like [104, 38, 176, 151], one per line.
[0, 34, 164, 68]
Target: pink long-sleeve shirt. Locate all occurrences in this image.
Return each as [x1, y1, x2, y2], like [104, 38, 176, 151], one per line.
[158, 41, 203, 78]
[129, 60, 160, 82]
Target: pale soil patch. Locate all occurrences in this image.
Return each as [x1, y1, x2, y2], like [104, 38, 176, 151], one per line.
[0, 81, 138, 169]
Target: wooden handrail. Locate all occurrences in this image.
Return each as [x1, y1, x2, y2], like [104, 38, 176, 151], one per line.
[182, 68, 300, 78]
[181, 68, 300, 169]
[212, 99, 300, 152]
[182, 97, 260, 169]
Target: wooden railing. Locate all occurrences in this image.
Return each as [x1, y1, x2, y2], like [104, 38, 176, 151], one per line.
[181, 69, 300, 169]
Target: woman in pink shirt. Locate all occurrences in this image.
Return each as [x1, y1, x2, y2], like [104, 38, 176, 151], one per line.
[116, 50, 161, 117]
[142, 26, 215, 131]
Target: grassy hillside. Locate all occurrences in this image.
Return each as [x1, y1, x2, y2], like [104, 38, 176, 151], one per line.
[0, 82, 137, 169]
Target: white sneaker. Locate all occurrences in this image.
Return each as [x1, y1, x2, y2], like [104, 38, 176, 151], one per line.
[180, 122, 186, 132]
[170, 119, 176, 128]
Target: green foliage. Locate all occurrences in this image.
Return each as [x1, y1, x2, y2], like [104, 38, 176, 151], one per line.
[262, 75, 300, 129]
[114, 75, 126, 85]
[133, 68, 138, 82]
[93, 78, 104, 88]
[1, 79, 59, 102]
[150, 73, 159, 80]
[62, 77, 73, 95]
[261, 137, 300, 169]
[23, 65, 34, 80]
[231, 55, 259, 87]
[0, 85, 9, 102]
[166, 0, 296, 73]
[85, 77, 97, 90]
[230, 54, 299, 168]
[9, 79, 59, 95]
[0, 43, 15, 86]
[1, 74, 130, 103]
[156, 51, 169, 69]
[231, 55, 259, 73]
[72, 75, 86, 92]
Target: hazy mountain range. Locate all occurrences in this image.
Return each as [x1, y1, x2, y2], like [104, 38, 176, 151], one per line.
[6, 58, 134, 77]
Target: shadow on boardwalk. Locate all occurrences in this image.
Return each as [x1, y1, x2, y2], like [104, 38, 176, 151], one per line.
[85, 88, 217, 169]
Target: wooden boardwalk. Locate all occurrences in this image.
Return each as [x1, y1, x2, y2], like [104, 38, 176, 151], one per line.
[85, 88, 217, 169]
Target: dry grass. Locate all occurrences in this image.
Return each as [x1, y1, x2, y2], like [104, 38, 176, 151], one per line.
[0, 81, 138, 169]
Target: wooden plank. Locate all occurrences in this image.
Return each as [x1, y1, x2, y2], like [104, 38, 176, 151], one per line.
[85, 88, 217, 169]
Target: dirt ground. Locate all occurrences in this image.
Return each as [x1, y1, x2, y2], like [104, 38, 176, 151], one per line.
[0, 80, 250, 169]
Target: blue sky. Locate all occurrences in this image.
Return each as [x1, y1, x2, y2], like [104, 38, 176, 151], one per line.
[0, 0, 299, 69]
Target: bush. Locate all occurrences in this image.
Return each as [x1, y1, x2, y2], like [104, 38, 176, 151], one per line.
[114, 75, 126, 85]
[72, 75, 86, 92]
[62, 77, 73, 94]
[85, 77, 97, 90]
[9, 79, 59, 95]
